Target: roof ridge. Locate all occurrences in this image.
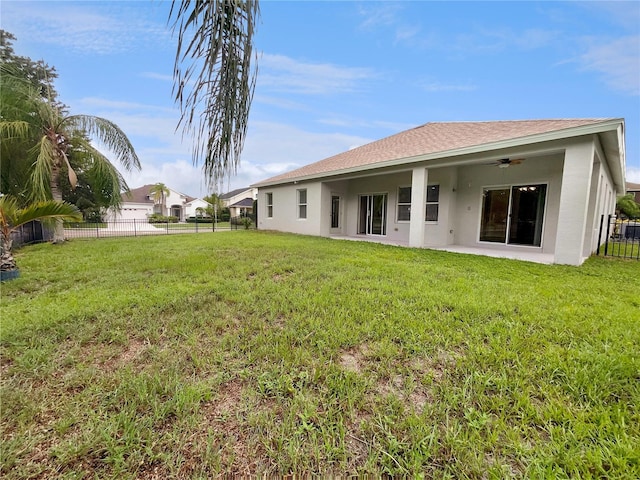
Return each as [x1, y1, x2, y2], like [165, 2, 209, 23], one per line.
[254, 118, 624, 187]
[421, 118, 613, 125]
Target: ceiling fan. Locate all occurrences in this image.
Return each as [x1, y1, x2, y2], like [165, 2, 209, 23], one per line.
[490, 158, 525, 168]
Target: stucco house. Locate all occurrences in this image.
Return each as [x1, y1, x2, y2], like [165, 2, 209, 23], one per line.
[626, 182, 640, 204]
[107, 184, 211, 221]
[220, 187, 257, 217]
[253, 118, 626, 266]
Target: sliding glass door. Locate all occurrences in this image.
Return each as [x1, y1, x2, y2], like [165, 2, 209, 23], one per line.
[358, 194, 387, 236]
[480, 184, 547, 247]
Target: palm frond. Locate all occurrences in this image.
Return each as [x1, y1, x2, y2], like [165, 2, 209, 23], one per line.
[62, 115, 141, 172]
[170, 0, 259, 186]
[29, 136, 55, 202]
[0, 120, 31, 140]
[0, 195, 81, 232]
[79, 141, 131, 210]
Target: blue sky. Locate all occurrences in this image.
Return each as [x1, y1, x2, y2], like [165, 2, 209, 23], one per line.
[2, 0, 639, 198]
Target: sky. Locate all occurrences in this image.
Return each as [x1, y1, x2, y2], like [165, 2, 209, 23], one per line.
[2, 0, 639, 198]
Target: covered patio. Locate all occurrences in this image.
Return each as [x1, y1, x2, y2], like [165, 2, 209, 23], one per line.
[330, 235, 555, 264]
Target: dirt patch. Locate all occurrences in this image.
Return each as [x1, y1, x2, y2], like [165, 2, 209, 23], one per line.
[194, 379, 263, 474]
[203, 379, 244, 420]
[102, 338, 148, 372]
[410, 347, 465, 382]
[339, 344, 371, 373]
[272, 268, 294, 282]
[373, 373, 432, 414]
[340, 352, 361, 373]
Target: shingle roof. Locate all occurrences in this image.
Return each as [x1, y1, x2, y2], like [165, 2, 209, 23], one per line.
[627, 182, 640, 191]
[254, 119, 615, 186]
[230, 197, 254, 208]
[123, 184, 155, 204]
[123, 184, 195, 203]
[220, 187, 251, 199]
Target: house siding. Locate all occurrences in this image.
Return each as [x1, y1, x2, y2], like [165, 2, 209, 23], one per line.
[255, 120, 625, 266]
[259, 183, 323, 236]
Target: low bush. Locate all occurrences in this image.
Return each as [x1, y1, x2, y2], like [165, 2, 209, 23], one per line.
[186, 216, 212, 223]
[148, 214, 178, 223]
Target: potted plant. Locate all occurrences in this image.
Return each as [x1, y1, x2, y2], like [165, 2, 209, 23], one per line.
[0, 195, 82, 281]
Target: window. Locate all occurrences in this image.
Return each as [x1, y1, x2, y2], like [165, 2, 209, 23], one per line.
[397, 187, 411, 221]
[297, 189, 307, 219]
[394, 185, 439, 222]
[266, 192, 273, 218]
[425, 185, 439, 222]
[480, 184, 546, 246]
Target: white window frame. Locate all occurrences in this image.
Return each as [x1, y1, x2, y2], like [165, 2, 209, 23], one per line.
[396, 186, 411, 222]
[297, 188, 307, 219]
[425, 184, 440, 222]
[265, 192, 273, 218]
[394, 185, 439, 222]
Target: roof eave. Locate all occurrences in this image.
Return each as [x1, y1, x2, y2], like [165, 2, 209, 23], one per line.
[253, 118, 625, 188]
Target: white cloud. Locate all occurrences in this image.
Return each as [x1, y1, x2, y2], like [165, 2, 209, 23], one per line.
[480, 27, 559, 51]
[122, 159, 209, 198]
[78, 97, 175, 113]
[357, 3, 404, 30]
[317, 116, 414, 133]
[258, 54, 376, 95]
[626, 166, 640, 184]
[242, 120, 371, 166]
[1, 1, 172, 55]
[140, 72, 174, 83]
[578, 2, 640, 31]
[253, 94, 310, 112]
[579, 36, 640, 96]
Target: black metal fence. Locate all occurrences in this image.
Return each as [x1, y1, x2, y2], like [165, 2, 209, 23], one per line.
[9, 221, 53, 249]
[62, 215, 256, 241]
[596, 215, 640, 260]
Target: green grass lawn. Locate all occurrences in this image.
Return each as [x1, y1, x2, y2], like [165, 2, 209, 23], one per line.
[1, 232, 639, 478]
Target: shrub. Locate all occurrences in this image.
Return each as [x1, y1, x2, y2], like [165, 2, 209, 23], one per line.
[219, 208, 230, 222]
[231, 216, 254, 229]
[241, 217, 253, 229]
[148, 214, 178, 223]
[84, 209, 104, 223]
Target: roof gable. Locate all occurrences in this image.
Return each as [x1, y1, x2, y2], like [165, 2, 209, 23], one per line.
[220, 187, 251, 199]
[229, 197, 254, 208]
[254, 119, 619, 186]
[123, 184, 155, 204]
[122, 184, 196, 204]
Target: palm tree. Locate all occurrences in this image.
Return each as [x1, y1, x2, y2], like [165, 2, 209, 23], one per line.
[170, 0, 259, 186]
[0, 195, 82, 273]
[0, 64, 141, 242]
[149, 183, 170, 216]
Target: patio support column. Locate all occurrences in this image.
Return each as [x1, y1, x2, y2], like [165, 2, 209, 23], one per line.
[554, 139, 595, 265]
[409, 167, 428, 247]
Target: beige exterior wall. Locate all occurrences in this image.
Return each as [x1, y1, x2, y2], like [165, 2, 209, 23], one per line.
[256, 135, 622, 265]
[454, 152, 564, 255]
[110, 188, 209, 221]
[106, 202, 154, 221]
[223, 188, 258, 207]
[258, 182, 323, 236]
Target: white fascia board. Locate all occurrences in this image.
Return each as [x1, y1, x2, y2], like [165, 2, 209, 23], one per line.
[254, 119, 624, 188]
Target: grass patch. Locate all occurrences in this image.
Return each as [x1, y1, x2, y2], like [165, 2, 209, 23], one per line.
[1, 232, 639, 477]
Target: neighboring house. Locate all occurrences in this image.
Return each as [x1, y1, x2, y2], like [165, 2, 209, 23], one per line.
[626, 182, 640, 204]
[253, 118, 626, 266]
[220, 187, 257, 217]
[107, 184, 211, 221]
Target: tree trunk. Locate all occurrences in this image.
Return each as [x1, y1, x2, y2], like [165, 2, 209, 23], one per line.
[1, 234, 17, 271]
[51, 164, 65, 244]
